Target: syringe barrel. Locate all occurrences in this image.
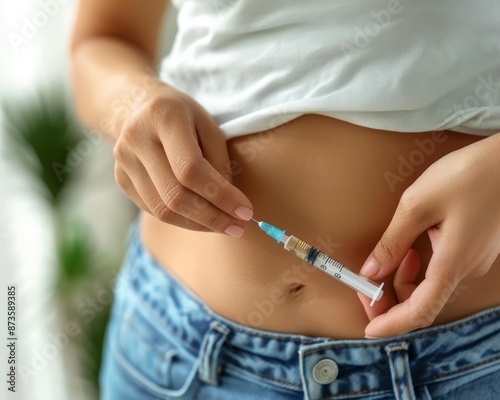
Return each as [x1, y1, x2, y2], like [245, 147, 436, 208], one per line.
[316, 257, 383, 300]
[283, 236, 383, 303]
[283, 235, 312, 260]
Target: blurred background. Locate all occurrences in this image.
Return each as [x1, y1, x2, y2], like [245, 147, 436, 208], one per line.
[0, 1, 176, 398]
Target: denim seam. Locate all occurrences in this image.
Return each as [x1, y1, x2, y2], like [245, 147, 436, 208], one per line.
[127, 282, 320, 385]
[127, 280, 200, 353]
[113, 345, 169, 399]
[198, 323, 229, 385]
[425, 354, 500, 382]
[386, 343, 409, 353]
[111, 335, 201, 398]
[226, 330, 321, 343]
[225, 361, 397, 397]
[223, 362, 303, 390]
[319, 387, 392, 399]
[393, 357, 403, 400]
[211, 321, 230, 335]
[403, 359, 415, 400]
[405, 311, 500, 340]
[385, 342, 416, 400]
[123, 311, 178, 360]
[302, 311, 500, 355]
[312, 351, 500, 398]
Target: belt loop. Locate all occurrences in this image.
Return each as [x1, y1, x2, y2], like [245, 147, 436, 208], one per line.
[198, 320, 230, 385]
[385, 342, 417, 400]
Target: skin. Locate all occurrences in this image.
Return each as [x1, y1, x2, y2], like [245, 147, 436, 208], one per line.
[358, 133, 500, 337]
[70, 0, 500, 338]
[71, 0, 252, 235]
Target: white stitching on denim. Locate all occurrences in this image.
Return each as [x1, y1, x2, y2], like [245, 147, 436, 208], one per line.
[386, 343, 410, 353]
[110, 332, 200, 398]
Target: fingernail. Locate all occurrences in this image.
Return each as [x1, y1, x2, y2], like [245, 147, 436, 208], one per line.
[224, 224, 245, 238]
[360, 256, 380, 277]
[234, 206, 253, 221]
[364, 335, 380, 339]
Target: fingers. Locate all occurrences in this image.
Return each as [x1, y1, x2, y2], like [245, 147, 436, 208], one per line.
[357, 249, 420, 324]
[113, 94, 255, 235]
[137, 141, 247, 233]
[364, 278, 453, 337]
[393, 248, 421, 303]
[357, 292, 392, 323]
[364, 247, 458, 337]
[360, 190, 433, 280]
[157, 109, 254, 221]
[194, 110, 234, 185]
[114, 156, 210, 232]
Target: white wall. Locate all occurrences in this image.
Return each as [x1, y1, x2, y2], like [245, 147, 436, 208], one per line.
[0, 1, 177, 399]
[1, 2, 80, 397]
[0, 0, 176, 99]
[0, 0, 76, 99]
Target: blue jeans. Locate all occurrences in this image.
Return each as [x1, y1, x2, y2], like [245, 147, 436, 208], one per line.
[100, 220, 500, 399]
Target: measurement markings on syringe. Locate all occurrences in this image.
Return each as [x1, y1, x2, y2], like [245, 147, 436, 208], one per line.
[253, 219, 385, 304]
[318, 255, 344, 271]
[319, 264, 342, 279]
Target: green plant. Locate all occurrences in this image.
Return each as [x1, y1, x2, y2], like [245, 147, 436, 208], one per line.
[2, 89, 82, 204]
[2, 87, 116, 398]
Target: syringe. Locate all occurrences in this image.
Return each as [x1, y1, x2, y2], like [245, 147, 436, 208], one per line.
[252, 219, 384, 306]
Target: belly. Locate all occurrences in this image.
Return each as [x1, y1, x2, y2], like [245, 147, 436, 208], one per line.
[141, 114, 500, 338]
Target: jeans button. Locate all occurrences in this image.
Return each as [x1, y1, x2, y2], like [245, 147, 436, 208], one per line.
[312, 359, 339, 384]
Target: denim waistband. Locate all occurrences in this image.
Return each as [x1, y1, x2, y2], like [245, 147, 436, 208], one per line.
[118, 219, 500, 398]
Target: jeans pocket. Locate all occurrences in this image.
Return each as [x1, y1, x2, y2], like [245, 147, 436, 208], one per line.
[113, 303, 200, 399]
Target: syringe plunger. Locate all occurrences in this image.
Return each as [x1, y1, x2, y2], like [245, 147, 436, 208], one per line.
[253, 219, 384, 306]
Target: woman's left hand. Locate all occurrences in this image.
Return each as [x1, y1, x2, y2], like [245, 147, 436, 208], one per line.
[357, 132, 500, 338]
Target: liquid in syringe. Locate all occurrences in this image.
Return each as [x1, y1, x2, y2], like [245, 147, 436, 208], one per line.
[252, 219, 384, 306]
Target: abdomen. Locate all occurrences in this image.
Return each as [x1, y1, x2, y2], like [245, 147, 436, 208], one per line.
[141, 114, 500, 338]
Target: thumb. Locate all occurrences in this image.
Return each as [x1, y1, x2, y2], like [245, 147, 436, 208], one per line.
[360, 193, 428, 280]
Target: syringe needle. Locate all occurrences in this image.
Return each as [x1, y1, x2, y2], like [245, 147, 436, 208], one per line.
[253, 218, 384, 305]
[251, 218, 260, 224]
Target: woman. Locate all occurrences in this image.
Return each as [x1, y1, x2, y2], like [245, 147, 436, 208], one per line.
[70, 0, 500, 399]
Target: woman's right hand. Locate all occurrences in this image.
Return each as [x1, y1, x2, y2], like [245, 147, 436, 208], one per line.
[113, 84, 254, 237]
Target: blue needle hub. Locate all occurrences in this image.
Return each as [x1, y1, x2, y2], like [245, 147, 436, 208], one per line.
[257, 221, 286, 243]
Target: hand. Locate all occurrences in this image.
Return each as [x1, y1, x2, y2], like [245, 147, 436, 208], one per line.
[113, 84, 254, 236]
[358, 132, 500, 337]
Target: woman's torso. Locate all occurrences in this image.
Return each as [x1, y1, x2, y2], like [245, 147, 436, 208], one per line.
[141, 114, 500, 339]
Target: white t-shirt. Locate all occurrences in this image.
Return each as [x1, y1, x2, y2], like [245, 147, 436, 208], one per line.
[160, 0, 500, 139]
